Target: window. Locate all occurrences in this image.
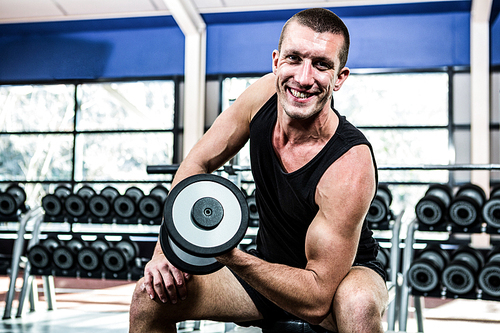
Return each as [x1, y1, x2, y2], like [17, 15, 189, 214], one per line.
[0, 80, 177, 208]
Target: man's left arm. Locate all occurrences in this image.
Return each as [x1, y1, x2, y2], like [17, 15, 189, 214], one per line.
[217, 145, 376, 325]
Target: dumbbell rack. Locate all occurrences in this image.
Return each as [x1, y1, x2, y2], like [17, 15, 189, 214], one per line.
[395, 163, 500, 333]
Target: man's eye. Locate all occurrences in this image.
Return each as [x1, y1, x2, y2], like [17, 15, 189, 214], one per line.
[316, 62, 331, 70]
[287, 55, 299, 61]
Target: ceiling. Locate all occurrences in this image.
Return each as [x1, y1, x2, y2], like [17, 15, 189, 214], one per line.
[0, 0, 462, 25]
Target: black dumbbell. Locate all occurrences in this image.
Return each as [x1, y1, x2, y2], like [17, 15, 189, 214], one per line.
[366, 184, 392, 224]
[42, 194, 63, 217]
[113, 194, 136, 219]
[52, 237, 85, 271]
[76, 185, 96, 201]
[27, 236, 61, 270]
[54, 185, 72, 199]
[100, 186, 120, 204]
[0, 191, 18, 216]
[482, 185, 500, 229]
[408, 245, 449, 293]
[160, 174, 249, 275]
[77, 238, 110, 273]
[415, 184, 452, 227]
[449, 184, 486, 228]
[149, 184, 169, 204]
[88, 194, 112, 219]
[6, 183, 27, 213]
[442, 245, 484, 295]
[478, 246, 500, 297]
[102, 239, 139, 273]
[138, 195, 162, 220]
[125, 186, 144, 204]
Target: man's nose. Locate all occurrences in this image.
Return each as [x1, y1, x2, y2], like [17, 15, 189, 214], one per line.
[295, 61, 314, 87]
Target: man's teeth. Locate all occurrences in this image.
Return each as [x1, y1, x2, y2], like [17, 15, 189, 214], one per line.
[290, 89, 311, 99]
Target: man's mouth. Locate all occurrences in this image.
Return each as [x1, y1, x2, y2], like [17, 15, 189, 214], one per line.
[289, 88, 312, 99]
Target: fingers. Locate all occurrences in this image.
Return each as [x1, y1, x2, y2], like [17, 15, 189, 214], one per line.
[142, 257, 190, 305]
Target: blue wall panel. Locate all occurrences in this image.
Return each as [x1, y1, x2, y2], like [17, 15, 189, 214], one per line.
[0, 25, 184, 82]
[492, 15, 500, 66]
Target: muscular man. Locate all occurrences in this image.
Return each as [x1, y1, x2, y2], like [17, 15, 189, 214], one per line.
[129, 8, 388, 332]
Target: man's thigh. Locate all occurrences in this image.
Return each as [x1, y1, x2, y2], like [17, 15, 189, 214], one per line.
[319, 266, 389, 332]
[131, 266, 263, 325]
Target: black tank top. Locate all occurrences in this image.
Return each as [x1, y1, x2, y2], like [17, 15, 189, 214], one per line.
[249, 94, 379, 268]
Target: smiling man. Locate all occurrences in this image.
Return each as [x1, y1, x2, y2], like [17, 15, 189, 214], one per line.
[129, 8, 388, 333]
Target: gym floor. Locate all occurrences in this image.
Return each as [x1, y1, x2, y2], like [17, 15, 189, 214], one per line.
[1, 276, 500, 333]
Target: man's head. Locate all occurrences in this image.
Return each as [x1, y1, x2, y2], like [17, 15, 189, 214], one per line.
[278, 8, 350, 70]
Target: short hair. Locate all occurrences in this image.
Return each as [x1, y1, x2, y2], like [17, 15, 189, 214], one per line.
[278, 8, 350, 69]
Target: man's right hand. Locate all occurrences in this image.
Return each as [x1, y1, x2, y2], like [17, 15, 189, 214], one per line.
[141, 252, 191, 304]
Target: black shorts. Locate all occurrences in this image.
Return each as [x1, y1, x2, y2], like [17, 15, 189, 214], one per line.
[231, 249, 387, 328]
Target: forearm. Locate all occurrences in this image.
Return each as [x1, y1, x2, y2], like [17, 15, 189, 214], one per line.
[217, 249, 341, 324]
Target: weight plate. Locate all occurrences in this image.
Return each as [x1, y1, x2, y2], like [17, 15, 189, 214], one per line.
[246, 196, 259, 220]
[42, 194, 63, 216]
[53, 246, 75, 270]
[125, 186, 145, 203]
[88, 195, 111, 218]
[366, 198, 387, 224]
[478, 265, 500, 297]
[150, 185, 169, 204]
[54, 185, 72, 199]
[91, 239, 110, 254]
[6, 184, 26, 207]
[77, 247, 100, 271]
[64, 194, 86, 217]
[138, 196, 161, 219]
[100, 186, 120, 203]
[442, 264, 475, 294]
[163, 174, 249, 257]
[483, 198, 500, 228]
[77, 186, 96, 201]
[113, 195, 136, 218]
[0, 192, 17, 216]
[27, 245, 51, 269]
[159, 228, 223, 275]
[116, 239, 139, 262]
[102, 248, 127, 272]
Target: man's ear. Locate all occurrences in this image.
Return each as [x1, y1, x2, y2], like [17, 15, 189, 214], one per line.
[333, 67, 350, 91]
[272, 49, 279, 74]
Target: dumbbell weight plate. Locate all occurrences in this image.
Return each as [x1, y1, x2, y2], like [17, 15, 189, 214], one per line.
[77, 247, 101, 271]
[42, 194, 63, 216]
[163, 174, 249, 258]
[88, 195, 111, 218]
[102, 248, 127, 273]
[116, 239, 139, 262]
[0, 192, 17, 216]
[53, 246, 76, 270]
[159, 229, 223, 275]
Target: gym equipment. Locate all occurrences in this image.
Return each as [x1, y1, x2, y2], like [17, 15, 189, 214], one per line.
[376, 247, 391, 271]
[27, 236, 61, 270]
[76, 185, 96, 201]
[102, 247, 128, 273]
[64, 194, 86, 218]
[482, 185, 500, 229]
[125, 186, 145, 203]
[478, 246, 500, 297]
[441, 246, 484, 295]
[113, 194, 136, 219]
[149, 184, 169, 204]
[42, 194, 63, 217]
[100, 186, 120, 203]
[408, 245, 449, 293]
[88, 194, 112, 218]
[138, 195, 162, 220]
[54, 185, 72, 199]
[415, 184, 452, 227]
[6, 183, 27, 213]
[448, 183, 486, 228]
[77, 239, 109, 273]
[160, 173, 249, 275]
[366, 184, 392, 224]
[0, 192, 17, 216]
[52, 238, 84, 271]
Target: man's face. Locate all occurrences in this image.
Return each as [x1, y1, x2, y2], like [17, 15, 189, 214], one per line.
[272, 21, 349, 120]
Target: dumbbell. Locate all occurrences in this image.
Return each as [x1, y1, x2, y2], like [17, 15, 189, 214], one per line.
[102, 238, 140, 273]
[54, 185, 72, 199]
[52, 237, 85, 271]
[149, 184, 169, 204]
[448, 183, 486, 228]
[246, 191, 259, 228]
[415, 184, 452, 227]
[27, 236, 61, 270]
[88, 194, 112, 219]
[376, 247, 391, 278]
[408, 245, 449, 293]
[77, 238, 110, 273]
[6, 183, 27, 213]
[478, 246, 500, 297]
[138, 195, 162, 220]
[366, 184, 392, 224]
[160, 174, 249, 275]
[113, 187, 139, 219]
[482, 185, 500, 229]
[76, 185, 96, 201]
[442, 246, 484, 295]
[0, 191, 18, 216]
[42, 194, 63, 217]
[100, 186, 120, 203]
[64, 193, 87, 218]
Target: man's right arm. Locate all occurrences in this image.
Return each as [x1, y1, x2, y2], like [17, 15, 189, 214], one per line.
[141, 73, 277, 304]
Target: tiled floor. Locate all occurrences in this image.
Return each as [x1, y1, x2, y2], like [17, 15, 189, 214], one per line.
[1, 275, 500, 333]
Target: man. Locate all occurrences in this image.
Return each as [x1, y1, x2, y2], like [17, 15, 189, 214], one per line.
[129, 8, 388, 333]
